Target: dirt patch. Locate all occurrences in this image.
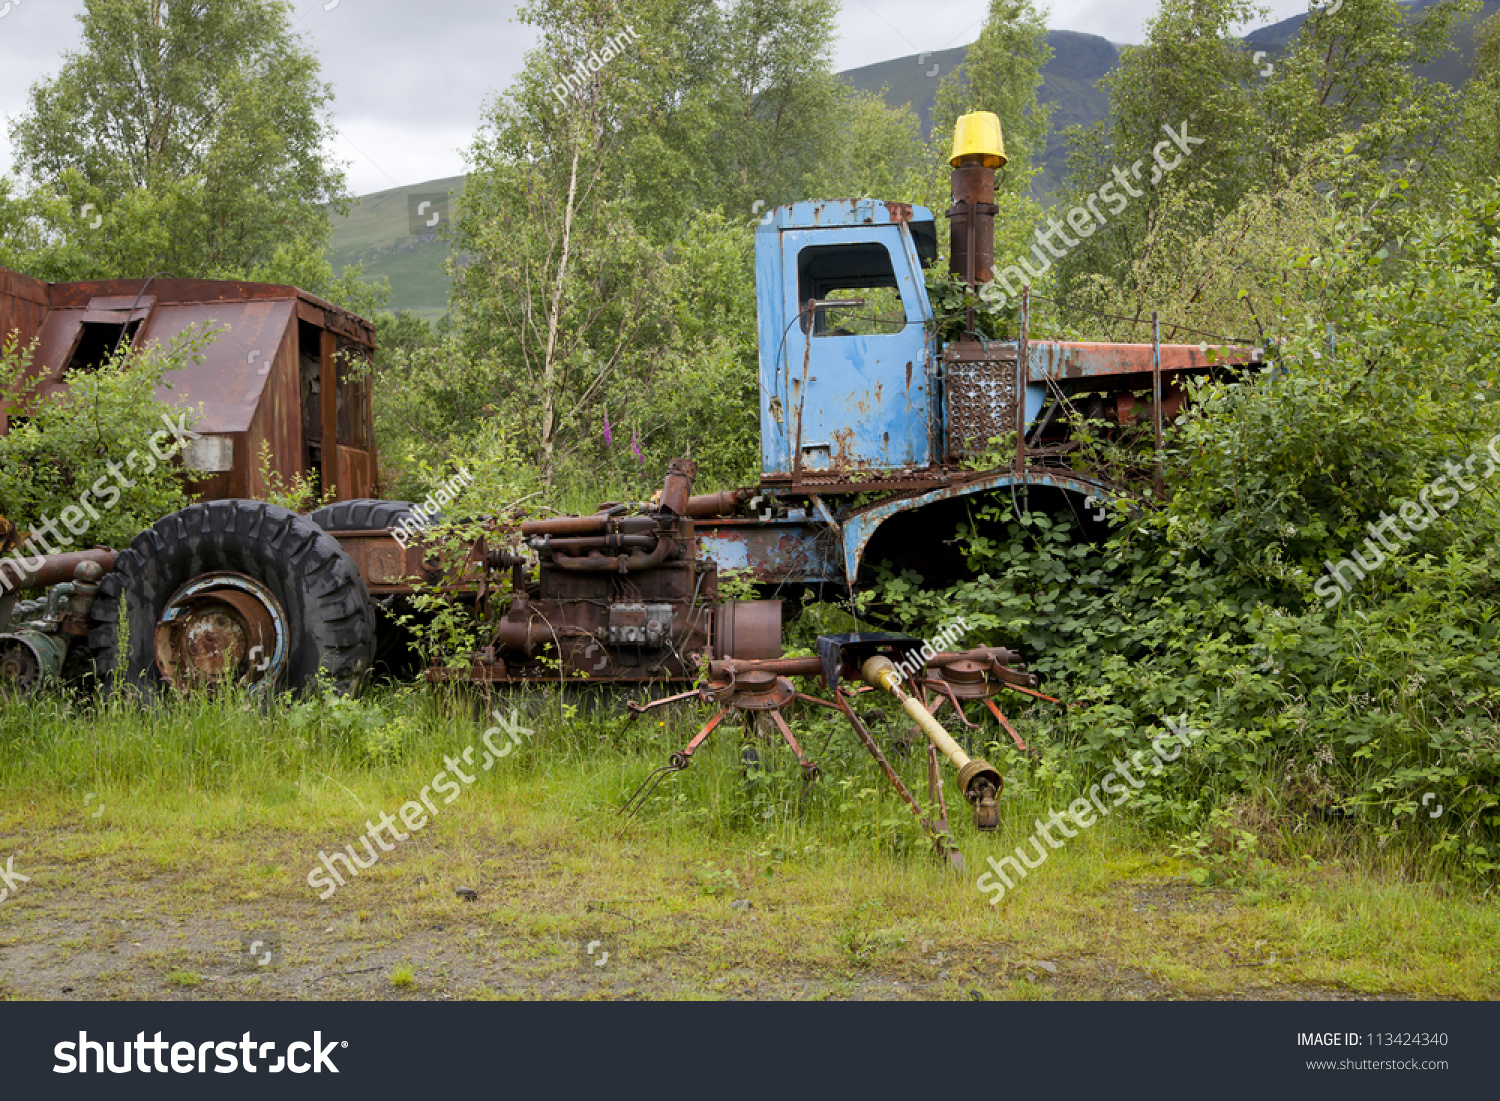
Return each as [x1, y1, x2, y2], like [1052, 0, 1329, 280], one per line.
[0, 837, 1438, 1001]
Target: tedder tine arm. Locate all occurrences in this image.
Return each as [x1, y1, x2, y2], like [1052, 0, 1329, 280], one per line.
[768, 709, 820, 781]
[835, 689, 964, 872]
[618, 708, 731, 825]
[627, 687, 706, 717]
[984, 697, 1030, 753]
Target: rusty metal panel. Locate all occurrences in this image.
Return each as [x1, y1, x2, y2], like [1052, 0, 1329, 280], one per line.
[0, 267, 49, 352]
[140, 300, 296, 434]
[31, 276, 370, 347]
[696, 518, 840, 583]
[245, 323, 302, 499]
[6, 308, 81, 407]
[320, 329, 338, 499]
[185, 463, 238, 502]
[330, 532, 430, 593]
[297, 300, 326, 328]
[80, 296, 154, 325]
[1029, 340, 1260, 379]
[0, 269, 50, 408]
[337, 446, 374, 499]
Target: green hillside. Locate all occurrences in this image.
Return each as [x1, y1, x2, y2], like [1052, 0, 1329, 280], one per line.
[326, 174, 464, 323]
[326, 32, 1124, 319]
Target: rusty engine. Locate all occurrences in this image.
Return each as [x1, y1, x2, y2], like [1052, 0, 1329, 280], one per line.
[443, 459, 782, 684]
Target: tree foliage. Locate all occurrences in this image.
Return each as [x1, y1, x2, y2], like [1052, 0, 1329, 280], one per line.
[1051, 0, 1473, 336]
[375, 0, 923, 495]
[927, 0, 1054, 198]
[0, 0, 368, 309]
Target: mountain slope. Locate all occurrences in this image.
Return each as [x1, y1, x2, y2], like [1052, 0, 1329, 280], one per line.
[326, 174, 465, 323]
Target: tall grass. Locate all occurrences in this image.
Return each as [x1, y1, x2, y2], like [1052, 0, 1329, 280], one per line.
[0, 678, 1468, 896]
[0, 682, 1077, 849]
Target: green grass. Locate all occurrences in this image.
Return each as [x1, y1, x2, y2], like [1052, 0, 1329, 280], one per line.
[1, 685, 1495, 999]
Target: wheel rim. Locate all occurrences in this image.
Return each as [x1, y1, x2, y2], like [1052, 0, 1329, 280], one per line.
[153, 572, 289, 693]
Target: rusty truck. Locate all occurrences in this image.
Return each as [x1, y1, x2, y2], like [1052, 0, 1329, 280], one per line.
[0, 114, 1259, 847]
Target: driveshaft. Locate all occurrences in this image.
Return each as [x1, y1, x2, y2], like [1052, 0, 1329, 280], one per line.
[860, 655, 1004, 830]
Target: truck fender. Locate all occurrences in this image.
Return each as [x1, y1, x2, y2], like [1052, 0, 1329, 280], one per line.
[841, 470, 1128, 584]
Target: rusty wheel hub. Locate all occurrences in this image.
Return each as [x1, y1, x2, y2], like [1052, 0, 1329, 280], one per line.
[154, 572, 288, 692]
[934, 659, 999, 699]
[731, 670, 796, 712]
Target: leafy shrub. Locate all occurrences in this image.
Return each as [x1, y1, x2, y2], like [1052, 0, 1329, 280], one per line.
[0, 326, 214, 549]
[875, 181, 1500, 880]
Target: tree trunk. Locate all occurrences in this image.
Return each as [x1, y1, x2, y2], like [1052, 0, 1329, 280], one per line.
[539, 140, 581, 484]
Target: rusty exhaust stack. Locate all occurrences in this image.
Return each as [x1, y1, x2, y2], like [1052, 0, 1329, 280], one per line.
[1, 548, 117, 594]
[947, 111, 1006, 338]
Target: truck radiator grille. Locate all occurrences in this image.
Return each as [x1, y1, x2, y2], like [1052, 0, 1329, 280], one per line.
[945, 357, 1017, 464]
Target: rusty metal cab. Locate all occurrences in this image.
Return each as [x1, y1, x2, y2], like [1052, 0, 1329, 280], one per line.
[0, 266, 378, 502]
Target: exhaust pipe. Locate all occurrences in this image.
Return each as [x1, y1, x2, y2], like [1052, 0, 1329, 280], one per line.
[947, 111, 1007, 337]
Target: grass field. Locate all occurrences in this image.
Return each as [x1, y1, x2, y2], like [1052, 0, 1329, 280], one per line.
[0, 684, 1493, 1002]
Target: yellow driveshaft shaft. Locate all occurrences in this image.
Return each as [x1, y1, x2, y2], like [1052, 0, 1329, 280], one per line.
[860, 655, 1003, 829]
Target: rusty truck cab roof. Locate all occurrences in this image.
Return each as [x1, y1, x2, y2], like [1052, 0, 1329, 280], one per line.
[0, 270, 374, 432]
[0, 267, 380, 503]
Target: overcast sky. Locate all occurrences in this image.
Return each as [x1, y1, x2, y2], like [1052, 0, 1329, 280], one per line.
[0, 0, 1314, 196]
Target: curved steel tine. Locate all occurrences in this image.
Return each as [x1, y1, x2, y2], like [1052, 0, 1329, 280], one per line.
[618, 763, 679, 823]
[618, 707, 731, 827]
[795, 691, 844, 711]
[938, 681, 981, 729]
[626, 687, 702, 716]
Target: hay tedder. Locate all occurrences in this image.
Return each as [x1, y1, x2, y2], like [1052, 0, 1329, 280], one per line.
[1, 113, 1259, 852]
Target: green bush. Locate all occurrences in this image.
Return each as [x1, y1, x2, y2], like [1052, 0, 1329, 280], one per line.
[874, 180, 1500, 880]
[0, 326, 213, 550]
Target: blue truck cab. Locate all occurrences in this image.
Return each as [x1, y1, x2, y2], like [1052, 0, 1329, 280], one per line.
[698, 114, 1261, 591]
[755, 200, 940, 475]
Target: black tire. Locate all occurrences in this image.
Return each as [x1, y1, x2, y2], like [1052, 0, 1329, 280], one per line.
[307, 498, 441, 682]
[89, 500, 376, 696]
[308, 499, 435, 532]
